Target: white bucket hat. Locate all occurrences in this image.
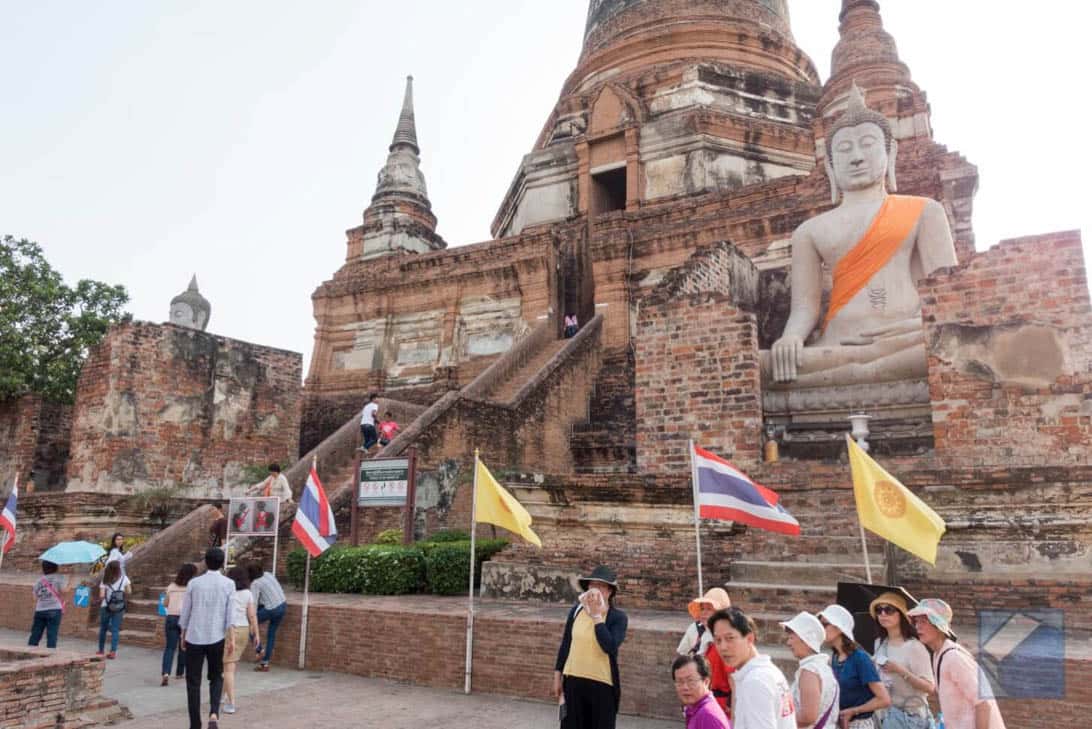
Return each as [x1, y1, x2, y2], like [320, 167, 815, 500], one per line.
[780, 611, 825, 654]
[818, 604, 856, 643]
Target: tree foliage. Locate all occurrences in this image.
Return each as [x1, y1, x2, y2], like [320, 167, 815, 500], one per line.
[0, 235, 130, 402]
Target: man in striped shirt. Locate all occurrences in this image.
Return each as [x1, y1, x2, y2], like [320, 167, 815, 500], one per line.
[180, 548, 235, 729]
[247, 563, 287, 671]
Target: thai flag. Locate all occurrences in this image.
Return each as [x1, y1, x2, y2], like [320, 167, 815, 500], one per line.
[690, 443, 800, 536]
[0, 480, 17, 554]
[291, 467, 337, 557]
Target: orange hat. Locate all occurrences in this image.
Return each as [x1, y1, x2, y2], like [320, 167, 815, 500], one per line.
[688, 587, 731, 619]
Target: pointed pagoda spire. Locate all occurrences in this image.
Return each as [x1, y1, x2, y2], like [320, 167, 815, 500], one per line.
[389, 75, 419, 154]
[187, 274, 200, 292]
[817, 0, 930, 148]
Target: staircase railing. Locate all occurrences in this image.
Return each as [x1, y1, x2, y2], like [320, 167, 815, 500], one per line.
[461, 320, 554, 400]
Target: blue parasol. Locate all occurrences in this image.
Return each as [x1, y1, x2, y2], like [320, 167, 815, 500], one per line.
[39, 541, 107, 565]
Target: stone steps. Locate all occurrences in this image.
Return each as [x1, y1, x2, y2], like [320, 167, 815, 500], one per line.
[730, 559, 880, 587]
[487, 339, 570, 403]
[724, 580, 839, 614]
[571, 348, 636, 474]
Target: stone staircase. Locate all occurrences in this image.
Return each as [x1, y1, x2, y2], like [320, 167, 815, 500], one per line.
[484, 338, 570, 404]
[571, 348, 636, 474]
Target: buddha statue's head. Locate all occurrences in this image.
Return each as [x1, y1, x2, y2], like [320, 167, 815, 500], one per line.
[169, 275, 211, 331]
[824, 83, 897, 203]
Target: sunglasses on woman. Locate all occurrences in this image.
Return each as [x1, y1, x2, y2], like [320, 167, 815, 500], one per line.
[874, 605, 900, 616]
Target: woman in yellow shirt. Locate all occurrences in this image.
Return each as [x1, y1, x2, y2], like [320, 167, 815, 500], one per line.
[552, 566, 628, 729]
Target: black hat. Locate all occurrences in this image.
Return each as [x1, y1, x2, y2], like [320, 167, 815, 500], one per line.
[578, 565, 619, 591]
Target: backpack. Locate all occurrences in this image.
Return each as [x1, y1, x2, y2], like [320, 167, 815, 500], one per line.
[104, 580, 127, 613]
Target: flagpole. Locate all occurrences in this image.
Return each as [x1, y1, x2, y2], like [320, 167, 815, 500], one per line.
[464, 449, 480, 694]
[688, 440, 704, 596]
[298, 552, 311, 669]
[846, 437, 875, 583]
[297, 455, 318, 670]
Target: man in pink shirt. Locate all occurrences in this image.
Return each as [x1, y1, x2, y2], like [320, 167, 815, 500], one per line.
[673, 654, 731, 729]
[907, 599, 1006, 729]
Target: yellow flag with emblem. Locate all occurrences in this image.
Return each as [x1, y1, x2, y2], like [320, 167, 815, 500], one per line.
[846, 435, 945, 565]
[474, 459, 542, 547]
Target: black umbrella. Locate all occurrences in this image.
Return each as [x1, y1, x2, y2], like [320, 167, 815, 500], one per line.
[836, 582, 918, 655]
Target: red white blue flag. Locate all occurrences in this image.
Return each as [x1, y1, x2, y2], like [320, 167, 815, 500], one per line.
[690, 443, 800, 536]
[291, 467, 337, 557]
[0, 480, 17, 554]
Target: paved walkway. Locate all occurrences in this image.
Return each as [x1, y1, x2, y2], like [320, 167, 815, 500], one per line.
[0, 629, 677, 728]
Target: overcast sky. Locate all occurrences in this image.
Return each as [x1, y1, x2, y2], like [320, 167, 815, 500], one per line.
[2, 1, 1087, 376]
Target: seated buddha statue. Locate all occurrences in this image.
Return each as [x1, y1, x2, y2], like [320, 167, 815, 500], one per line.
[761, 84, 958, 391]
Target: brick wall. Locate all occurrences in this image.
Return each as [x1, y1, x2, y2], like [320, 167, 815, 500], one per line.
[0, 395, 39, 492]
[65, 321, 302, 496]
[923, 232, 1092, 467]
[0, 492, 218, 573]
[0, 645, 125, 729]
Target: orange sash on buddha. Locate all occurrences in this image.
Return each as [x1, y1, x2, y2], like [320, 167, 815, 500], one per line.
[822, 194, 928, 332]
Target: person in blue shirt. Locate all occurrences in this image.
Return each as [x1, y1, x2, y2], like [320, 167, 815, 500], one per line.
[819, 604, 891, 729]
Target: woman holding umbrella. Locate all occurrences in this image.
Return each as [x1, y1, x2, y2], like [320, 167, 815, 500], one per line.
[28, 560, 66, 649]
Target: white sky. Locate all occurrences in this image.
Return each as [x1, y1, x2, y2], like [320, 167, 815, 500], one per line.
[2, 1, 1087, 375]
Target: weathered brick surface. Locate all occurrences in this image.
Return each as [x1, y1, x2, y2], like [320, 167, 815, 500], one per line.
[922, 232, 1092, 466]
[0, 396, 71, 493]
[635, 243, 763, 474]
[0, 492, 217, 574]
[66, 321, 302, 496]
[0, 644, 125, 728]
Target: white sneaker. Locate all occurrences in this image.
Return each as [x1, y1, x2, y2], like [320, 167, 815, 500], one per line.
[223, 703, 236, 714]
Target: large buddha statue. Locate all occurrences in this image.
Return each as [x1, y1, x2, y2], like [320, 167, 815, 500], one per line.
[761, 84, 957, 391]
[169, 275, 211, 331]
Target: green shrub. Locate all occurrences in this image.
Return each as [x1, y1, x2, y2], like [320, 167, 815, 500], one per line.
[283, 545, 424, 594]
[427, 529, 469, 543]
[374, 528, 403, 545]
[423, 538, 508, 595]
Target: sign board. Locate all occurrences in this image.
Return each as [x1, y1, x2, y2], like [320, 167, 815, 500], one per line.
[358, 458, 410, 507]
[226, 496, 280, 537]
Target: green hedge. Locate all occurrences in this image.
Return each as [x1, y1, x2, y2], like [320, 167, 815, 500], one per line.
[424, 539, 510, 595]
[285, 536, 508, 595]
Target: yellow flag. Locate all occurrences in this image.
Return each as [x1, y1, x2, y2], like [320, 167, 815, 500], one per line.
[847, 436, 946, 565]
[474, 459, 542, 547]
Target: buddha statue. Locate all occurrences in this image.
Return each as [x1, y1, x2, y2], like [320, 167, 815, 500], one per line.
[761, 84, 957, 392]
[169, 275, 211, 331]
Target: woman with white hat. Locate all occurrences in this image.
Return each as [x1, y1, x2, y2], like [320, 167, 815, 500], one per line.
[819, 604, 891, 729]
[783, 612, 840, 729]
[869, 592, 934, 728]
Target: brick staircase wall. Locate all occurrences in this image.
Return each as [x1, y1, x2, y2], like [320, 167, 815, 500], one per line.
[571, 347, 636, 473]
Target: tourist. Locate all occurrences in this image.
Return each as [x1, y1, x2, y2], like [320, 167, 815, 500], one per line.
[819, 604, 890, 729]
[360, 392, 380, 453]
[553, 565, 628, 729]
[181, 547, 236, 729]
[28, 560, 66, 649]
[378, 411, 400, 446]
[246, 463, 293, 505]
[209, 506, 227, 548]
[564, 313, 579, 338]
[677, 587, 734, 716]
[222, 565, 259, 715]
[869, 593, 934, 729]
[247, 562, 287, 671]
[672, 654, 731, 729]
[106, 532, 134, 578]
[780, 612, 839, 729]
[97, 560, 131, 658]
[161, 563, 198, 686]
[906, 599, 1007, 729]
[710, 607, 795, 729]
